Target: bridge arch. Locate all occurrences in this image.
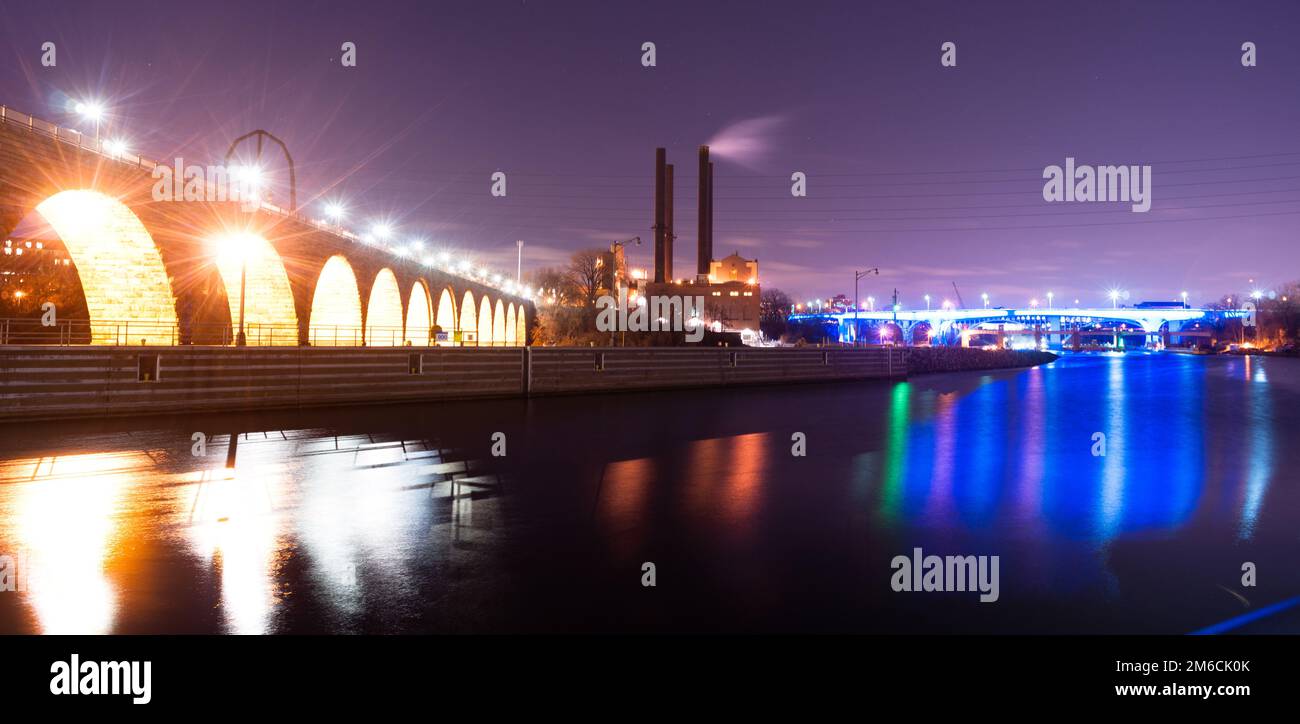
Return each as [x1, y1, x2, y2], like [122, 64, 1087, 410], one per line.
[910, 321, 932, 346]
[505, 304, 517, 346]
[211, 232, 297, 345]
[433, 287, 456, 345]
[493, 299, 506, 346]
[459, 290, 477, 345]
[878, 322, 903, 345]
[366, 268, 403, 346]
[308, 255, 363, 346]
[403, 280, 432, 346]
[477, 294, 494, 346]
[516, 306, 526, 346]
[34, 190, 178, 344]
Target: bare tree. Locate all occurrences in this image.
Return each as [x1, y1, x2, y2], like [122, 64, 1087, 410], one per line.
[526, 266, 576, 305]
[760, 287, 794, 340]
[567, 248, 604, 307]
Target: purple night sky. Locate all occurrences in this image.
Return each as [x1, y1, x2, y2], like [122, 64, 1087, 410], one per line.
[2, 0, 1298, 306]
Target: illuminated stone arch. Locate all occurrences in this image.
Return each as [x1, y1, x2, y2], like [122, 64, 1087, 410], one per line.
[404, 280, 432, 346]
[459, 290, 477, 346]
[477, 294, 494, 346]
[308, 255, 363, 346]
[366, 268, 403, 346]
[505, 304, 517, 346]
[434, 288, 456, 346]
[211, 232, 298, 346]
[34, 190, 177, 345]
[493, 299, 506, 346]
[516, 306, 527, 346]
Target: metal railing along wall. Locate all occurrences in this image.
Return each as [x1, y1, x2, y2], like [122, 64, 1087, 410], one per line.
[0, 318, 509, 347]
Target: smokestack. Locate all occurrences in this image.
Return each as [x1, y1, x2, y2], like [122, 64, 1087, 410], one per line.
[697, 145, 711, 279]
[706, 161, 714, 274]
[654, 148, 666, 284]
[665, 163, 674, 282]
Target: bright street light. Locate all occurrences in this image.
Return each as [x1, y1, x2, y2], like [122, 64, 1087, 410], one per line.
[1046, 291, 1054, 309]
[981, 292, 989, 309]
[75, 101, 105, 142]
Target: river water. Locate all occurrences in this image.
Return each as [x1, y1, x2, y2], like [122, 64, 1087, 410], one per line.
[1, 352, 1297, 634]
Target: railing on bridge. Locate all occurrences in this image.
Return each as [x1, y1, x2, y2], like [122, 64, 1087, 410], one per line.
[0, 318, 511, 347]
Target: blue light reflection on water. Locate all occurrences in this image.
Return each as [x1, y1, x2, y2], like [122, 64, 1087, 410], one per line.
[879, 353, 1274, 544]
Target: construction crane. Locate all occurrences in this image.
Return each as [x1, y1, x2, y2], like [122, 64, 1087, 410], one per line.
[951, 282, 966, 310]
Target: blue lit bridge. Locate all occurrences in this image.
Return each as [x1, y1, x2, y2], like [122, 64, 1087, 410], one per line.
[789, 306, 1249, 349]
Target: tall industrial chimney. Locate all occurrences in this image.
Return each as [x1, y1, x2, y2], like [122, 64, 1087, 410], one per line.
[697, 145, 712, 279]
[706, 160, 714, 274]
[664, 163, 674, 282]
[653, 148, 667, 284]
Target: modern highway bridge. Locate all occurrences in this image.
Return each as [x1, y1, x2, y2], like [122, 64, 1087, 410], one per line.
[789, 306, 1248, 349]
[0, 104, 531, 347]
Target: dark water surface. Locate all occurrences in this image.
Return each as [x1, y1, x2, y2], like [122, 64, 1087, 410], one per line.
[2, 352, 1298, 634]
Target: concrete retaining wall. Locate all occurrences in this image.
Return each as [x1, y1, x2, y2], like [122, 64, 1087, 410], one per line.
[0, 346, 526, 421]
[0, 345, 1050, 422]
[905, 347, 1058, 375]
[527, 346, 903, 395]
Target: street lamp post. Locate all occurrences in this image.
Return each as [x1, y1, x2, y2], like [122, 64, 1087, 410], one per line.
[981, 292, 989, 309]
[235, 256, 248, 346]
[854, 268, 879, 346]
[1047, 291, 1054, 310]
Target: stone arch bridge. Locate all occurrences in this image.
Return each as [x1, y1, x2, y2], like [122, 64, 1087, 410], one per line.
[0, 106, 531, 347]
